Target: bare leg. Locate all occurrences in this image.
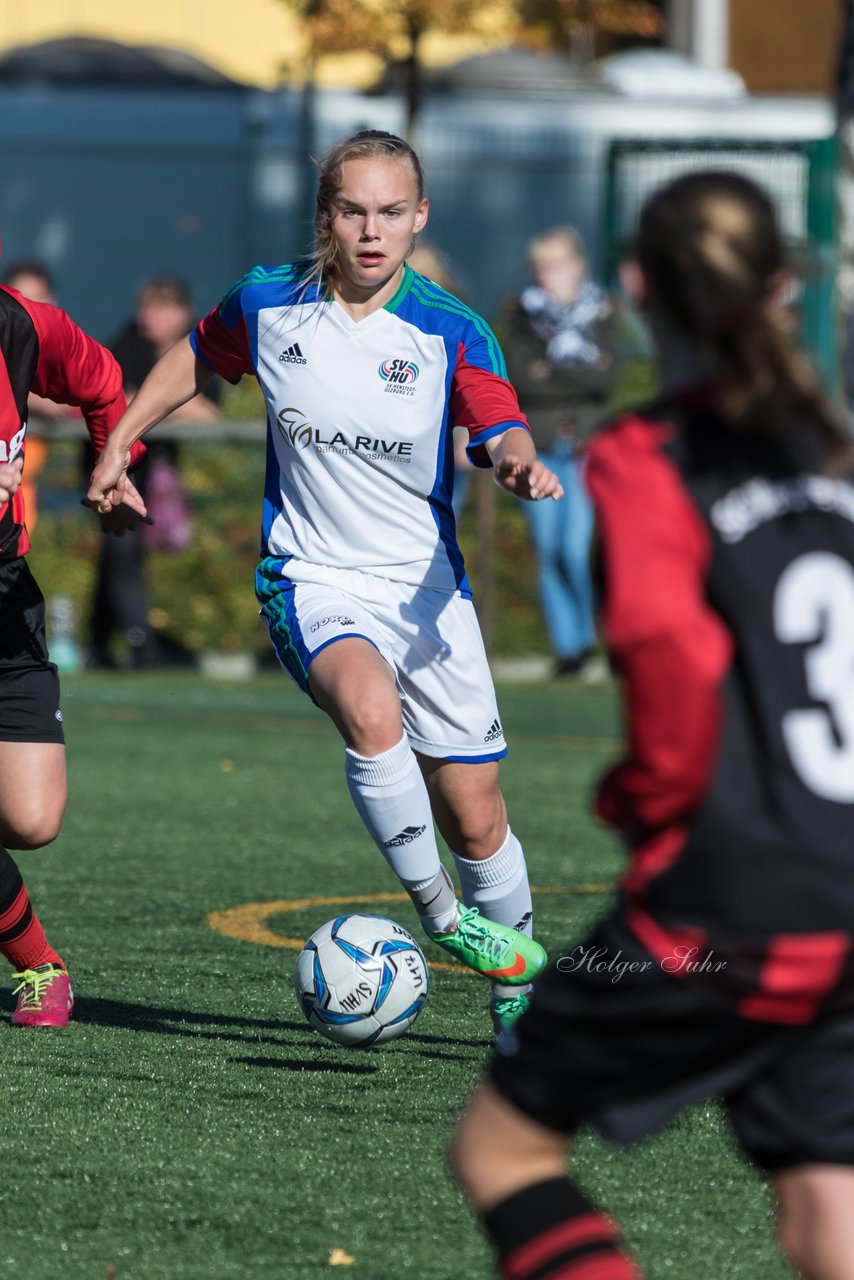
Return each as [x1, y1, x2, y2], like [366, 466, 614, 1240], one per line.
[311, 646, 541, 985]
[0, 741, 66, 848]
[419, 757, 506, 861]
[452, 1079, 569, 1211]
[775, 1165, 854, 1279]
[309, 638, 403, 753]
[310, 638, 459, 928]
[0, 741, 70, 1018]
[452, 1080, 640, 1277]
[420, 757, 538, 993]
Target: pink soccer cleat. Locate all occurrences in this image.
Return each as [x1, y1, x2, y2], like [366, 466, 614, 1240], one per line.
[11, 963, 74, 1027]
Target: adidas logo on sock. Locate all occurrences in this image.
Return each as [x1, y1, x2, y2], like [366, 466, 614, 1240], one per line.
[384, 825, 427, 847]
[483, 719, 503, 743]
[278, 342, 307, 365]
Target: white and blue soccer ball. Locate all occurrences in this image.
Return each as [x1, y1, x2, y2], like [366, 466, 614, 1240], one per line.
[294, 914, 430, 1047]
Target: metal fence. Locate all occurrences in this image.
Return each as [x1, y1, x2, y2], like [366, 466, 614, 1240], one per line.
[603, 136, 840, 389]
[0, 85, 836, 340]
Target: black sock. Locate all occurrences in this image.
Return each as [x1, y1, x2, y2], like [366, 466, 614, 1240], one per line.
[0, 843, 59, 970]
[482, 1176, 640, 1279]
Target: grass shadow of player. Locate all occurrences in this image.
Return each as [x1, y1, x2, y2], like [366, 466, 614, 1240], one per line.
[72, 994, 309, 1044]
[71, 998, 491, 1058]
[399, 1048, 476, 1062]
[232, 1055, 378, 1073]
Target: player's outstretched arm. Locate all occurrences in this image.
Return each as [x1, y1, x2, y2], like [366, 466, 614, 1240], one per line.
[86, 337, 211, 516]
[488, 427, 565, 502]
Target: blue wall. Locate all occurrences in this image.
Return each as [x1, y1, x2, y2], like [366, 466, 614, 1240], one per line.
[0, 84, 835, 339]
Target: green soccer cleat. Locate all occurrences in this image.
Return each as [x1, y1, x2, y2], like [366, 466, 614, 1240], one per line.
[423, 906, 546, 985]
[491, 989, 532, 1036]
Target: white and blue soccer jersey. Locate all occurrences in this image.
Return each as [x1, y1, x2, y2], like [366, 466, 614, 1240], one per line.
[191, 263, 529, 595]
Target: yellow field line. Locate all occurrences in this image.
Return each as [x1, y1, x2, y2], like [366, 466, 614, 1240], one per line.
[205, 884, 613, 974]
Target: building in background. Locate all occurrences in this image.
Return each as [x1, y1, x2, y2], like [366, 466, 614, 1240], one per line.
[0, 3, 841, 360]
[668, 0, 842, 94]
[0, 0, 516, 91]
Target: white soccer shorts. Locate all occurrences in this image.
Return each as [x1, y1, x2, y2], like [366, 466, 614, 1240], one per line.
[256, 558, 507, 762]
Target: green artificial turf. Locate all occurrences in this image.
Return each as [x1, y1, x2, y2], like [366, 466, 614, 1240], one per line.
[1, 674, 794, 1279]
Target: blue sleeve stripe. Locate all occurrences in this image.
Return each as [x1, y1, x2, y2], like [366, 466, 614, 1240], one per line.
[189, 328, 211, 367]
[217, 263, 301, 314]
[408, 277, 507, 377]
[466, 420, 528, 470]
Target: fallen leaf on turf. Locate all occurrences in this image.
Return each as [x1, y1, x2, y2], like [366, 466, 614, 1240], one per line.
[329, 1248, 355, 1265]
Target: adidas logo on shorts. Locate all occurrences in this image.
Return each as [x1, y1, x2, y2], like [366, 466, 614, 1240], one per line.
[384, 825, 427, 848]
[278, 343, 307, 365]
[483, 719, 503, 743]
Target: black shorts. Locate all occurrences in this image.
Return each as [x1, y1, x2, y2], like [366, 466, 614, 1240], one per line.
[490, 909, 854, 1171]
[0, 557, 64, 743]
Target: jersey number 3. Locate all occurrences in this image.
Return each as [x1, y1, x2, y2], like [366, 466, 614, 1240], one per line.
[774, 551, 854, 803]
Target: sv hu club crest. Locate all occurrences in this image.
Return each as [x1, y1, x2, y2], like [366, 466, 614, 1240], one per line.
[379, 359, 419, 386]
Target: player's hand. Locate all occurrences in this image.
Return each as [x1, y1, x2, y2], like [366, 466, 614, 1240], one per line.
[0, 456, 24, 503]
[494, 455, 565, 502]
[95, 477, 149, 535]
[85, 440, 147, 518]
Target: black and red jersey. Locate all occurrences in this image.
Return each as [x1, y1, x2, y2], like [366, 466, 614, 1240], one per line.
[0, 285, 133, 559]
[586, 391, 854, 1025]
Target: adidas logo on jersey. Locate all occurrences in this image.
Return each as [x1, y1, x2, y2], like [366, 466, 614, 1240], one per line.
[483, 719, 503, 743]
[384, 825, 427, 848]
[278, 343, 307, 365]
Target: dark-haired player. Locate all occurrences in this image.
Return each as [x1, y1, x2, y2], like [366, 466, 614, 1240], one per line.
[452, 171, 854, 1278]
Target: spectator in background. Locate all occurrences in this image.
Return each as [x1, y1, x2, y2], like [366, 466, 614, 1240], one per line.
[2, 259, 55, 308]
[503, 228, 621, 679]
[407, 242, 474, 525]
[84, 273, 220, 669]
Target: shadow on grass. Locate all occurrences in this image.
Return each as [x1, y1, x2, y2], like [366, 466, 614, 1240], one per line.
[71, 996, 488, 1055]
[73, 995, 307, 1043]
[233, 1055, 378, 1073]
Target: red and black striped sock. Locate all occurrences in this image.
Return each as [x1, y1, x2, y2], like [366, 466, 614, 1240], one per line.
[0, 845, 63, 972]
[483, 1177, 641, 1280]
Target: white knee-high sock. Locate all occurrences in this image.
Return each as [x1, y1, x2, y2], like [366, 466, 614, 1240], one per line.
[344, 735, 459, 931]
[454, 829, 536, 1000]
[451, 828, 533, 938]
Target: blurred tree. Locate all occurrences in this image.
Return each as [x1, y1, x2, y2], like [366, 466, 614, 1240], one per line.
[279, 0, 499, 136]
[514, 0, 665, 63]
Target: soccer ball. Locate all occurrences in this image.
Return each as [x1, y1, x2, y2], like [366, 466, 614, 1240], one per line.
[294, 914, 430, 1047]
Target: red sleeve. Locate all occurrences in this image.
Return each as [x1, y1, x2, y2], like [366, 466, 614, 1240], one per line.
[584, 417, 733, 832]
[450, 344, 529, 468]
[23, 296, 142, 464]
[191, 307, 252, 384]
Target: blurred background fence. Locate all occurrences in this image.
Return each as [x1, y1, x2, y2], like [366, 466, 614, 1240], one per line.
[0, 83, 835, 337]
[1, 31, 840, 665]
[604, 135, 840, 388]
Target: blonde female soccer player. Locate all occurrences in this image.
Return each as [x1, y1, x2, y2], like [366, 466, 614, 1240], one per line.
[87, 130, 564, 1032]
